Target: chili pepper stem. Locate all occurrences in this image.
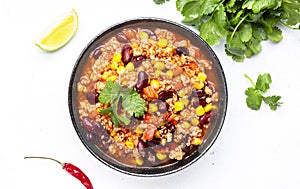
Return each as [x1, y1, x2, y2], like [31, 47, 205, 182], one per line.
[24, 156, 65, 168]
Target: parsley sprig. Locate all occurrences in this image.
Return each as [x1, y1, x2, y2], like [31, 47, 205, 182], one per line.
[98, 80, 146, 126]
[154, 0, 300, 62]
[244, 73, 282, 110]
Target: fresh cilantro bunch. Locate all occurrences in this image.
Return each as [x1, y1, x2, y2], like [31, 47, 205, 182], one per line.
[154, 0, 300, 62]
[98, 80, 146, 127]
[244, 73, 282, 110]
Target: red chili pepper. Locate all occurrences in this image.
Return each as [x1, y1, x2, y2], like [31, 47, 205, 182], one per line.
[24, 156, 94, 189]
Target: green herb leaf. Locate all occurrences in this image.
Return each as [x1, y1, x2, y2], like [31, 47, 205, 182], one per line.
[239, 23, 252, 42]
[110, 113, 120, 127]
[98, 80, 146, 127]
[255, 73, 272, 92]
[122, 88, 146, 118]
[245, 87, 263, 110]
[199, 4, 227, 46]
[98, 80, 121, 104]
[252, 0, 277, 13]
[267, 26, 283, 42]
[263, 95, 283, 110]
[153, 0, 170, 5]
[244, 73, 282, 110]
[97, 107, 112, 115]
[282, 0, 300, 26]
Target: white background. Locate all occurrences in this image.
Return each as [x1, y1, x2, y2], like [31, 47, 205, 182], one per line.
[1, 0, 300, 188]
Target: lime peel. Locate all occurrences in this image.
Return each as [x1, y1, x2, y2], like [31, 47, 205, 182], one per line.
[35, 8, 78, 52]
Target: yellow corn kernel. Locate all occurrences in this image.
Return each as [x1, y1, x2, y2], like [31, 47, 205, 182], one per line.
[183, 121, 191, 128]
[154, 61, 165, 70]
[181, 98, 189, 107]
[110, 131, 116, 137]
[166, 46, 174, 52]
[194, 81, 204, 90]
[121, 80, 128, 85]
[149, 103, 158, 113]
[111, 61, 118, 70]
[155, 70, 161, 77]
[178, 89, 186, 97]
[192, 138, 203, 145]
[135, 126, 144, 135]
[132, 43, 138, 48]
[125, 141, 134, 149]
[112, 53, 122, 63]
[165, 70, 173, 79]
[204, 103, 212, 112]
[125, 62, 134, 71]
[150, 79, 160, 90]
[191, 118, 199, 126]
[108, 75, 117, 82]
[135, 158, 144, 166]
[198, 72, 207, 82]
[155, 130, 161, 138]
[101, 72, 109, 80]
[158, 38, 168, 48]
[156, 152, 167, 160]
[174, 101, 184, 112]
[77, 84, 84, 92]
[117, 66, 125, 75]
[196, 105, 205, 116]
[139, 31, 149, 40]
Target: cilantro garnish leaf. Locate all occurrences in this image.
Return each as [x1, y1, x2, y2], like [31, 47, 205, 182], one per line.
[122, 88, 146, 118]
[98, 80, 146, 126]
[255, 73, 272, 92]
[245, 87, 263, 110]
[244, 73, 282, 110]
[98, 80, 121, 104]
[263, 95, 282, 110]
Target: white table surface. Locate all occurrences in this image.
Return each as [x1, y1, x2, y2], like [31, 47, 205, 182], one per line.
[1, 0, 300, 188]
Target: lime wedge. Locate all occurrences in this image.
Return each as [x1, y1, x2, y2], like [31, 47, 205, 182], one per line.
[35, 8, 78, 52]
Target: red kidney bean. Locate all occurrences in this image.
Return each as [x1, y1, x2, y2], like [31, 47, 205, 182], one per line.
[191, 98, 206, 108]
[82, 117, 95, 133]
[86, 92, 99, 105]
[157, 101, 168, 113]
[92, 47, 102, 59]
[137, 139, 147, 153]
[121, 44, 133, 64]
[147, 137, 161, 147]
[131, 55, 146, 68]
[122, 29, 137, 40]
[176, 46, 189, 56]
[141, 28, 155, 36]
[158, 90, 174, 101]
[200, 112, 211, 125]
[192, 89, 205, 98]
[168, 124, 176, 133]
[116, 32, 129, 43]
[140, 28, 157, 40]
[135, 71, 149, 92]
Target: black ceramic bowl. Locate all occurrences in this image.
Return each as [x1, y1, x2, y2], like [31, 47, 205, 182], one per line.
[68, 18, 227, 177]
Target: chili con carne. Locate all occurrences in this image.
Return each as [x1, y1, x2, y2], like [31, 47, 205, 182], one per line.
[24, 156, 94, 189]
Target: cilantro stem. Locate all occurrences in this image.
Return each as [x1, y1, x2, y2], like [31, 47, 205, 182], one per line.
[244, 74, 255, 88]
[279, 21, 300, 30]
[229, 13, 250, 43]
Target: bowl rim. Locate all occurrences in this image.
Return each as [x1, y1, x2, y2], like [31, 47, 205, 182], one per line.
[68, 17, 228, 177]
